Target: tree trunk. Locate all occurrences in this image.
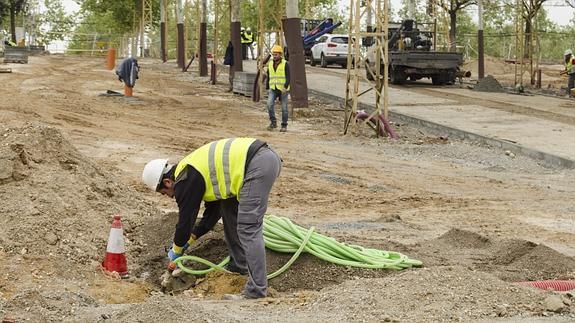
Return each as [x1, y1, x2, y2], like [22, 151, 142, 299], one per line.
[449, 10, 457, 52]
[10, 1, 17, 43]
[523, 19, 531, 59]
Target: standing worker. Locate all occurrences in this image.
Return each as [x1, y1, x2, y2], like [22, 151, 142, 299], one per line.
[266, 45, 290, 132]
[563, 49, 575, 97]
[245, 27, 255, 60]
[240, 27, 249, 60]
[141, 138, 282, 300]
[224, 41, 234, 92]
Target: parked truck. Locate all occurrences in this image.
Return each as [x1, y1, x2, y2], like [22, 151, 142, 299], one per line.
[365, 19, 464, 85]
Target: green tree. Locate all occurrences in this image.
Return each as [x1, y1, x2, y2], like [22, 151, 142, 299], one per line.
[437, 0, 476, 52]
[35, 0, 74, 45]
[1, 0, 28, 43]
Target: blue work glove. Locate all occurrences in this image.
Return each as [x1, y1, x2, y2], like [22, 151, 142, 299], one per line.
[167, 246, 183, 262]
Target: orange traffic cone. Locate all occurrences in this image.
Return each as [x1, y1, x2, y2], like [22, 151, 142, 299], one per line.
[102, 215, 128, 276]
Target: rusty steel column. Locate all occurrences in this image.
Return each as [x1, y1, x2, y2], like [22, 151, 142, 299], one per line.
[199, 23, 208, 75]
[160, 0, 167, 62]
[231, 0, 243, 72]
[176, 0, 185, 70]
[282, 3, 308, 109]
[199, 0, 208, 76]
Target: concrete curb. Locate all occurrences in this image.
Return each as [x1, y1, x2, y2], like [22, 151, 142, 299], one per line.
[308, 88, 575, 169]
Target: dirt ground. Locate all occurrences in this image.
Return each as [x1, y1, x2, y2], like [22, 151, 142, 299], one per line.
[0, 55, 574, 322]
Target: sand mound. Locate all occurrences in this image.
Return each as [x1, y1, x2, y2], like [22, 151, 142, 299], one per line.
[0, 124, 159, 267]
[419, 228, 575, 283]
[437, 228, 491, 249]
[311, 266, 565, 321]
[495, 244, 575, 282]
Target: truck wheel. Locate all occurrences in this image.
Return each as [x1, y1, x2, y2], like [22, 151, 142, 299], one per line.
[390, 68, 406, 85]
[320, 53, 328, 68]
[432, 72, 449, 85]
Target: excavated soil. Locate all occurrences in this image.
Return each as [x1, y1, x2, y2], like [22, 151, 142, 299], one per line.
[0, 55, 574, 322]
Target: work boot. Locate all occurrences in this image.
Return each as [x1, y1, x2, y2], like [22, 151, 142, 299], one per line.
[267, 122, 277, 131]
[223, 263, 248, 275]
[222, 293, 247, 301]
[279, 125, 287, 132]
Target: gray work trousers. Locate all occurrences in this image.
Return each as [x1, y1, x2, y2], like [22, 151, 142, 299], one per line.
[220, 146, 281, 298]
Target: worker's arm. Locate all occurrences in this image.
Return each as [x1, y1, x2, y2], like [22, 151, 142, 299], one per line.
[191, 201, 222, 238]
[172, 166, 206, 250]
[266, 68, 270, 89]
[284, 62, 290, 89]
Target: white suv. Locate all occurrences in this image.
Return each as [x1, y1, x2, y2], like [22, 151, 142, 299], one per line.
[310, 34, 352, 68]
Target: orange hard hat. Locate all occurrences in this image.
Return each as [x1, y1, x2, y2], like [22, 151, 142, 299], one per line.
[271, 45, 283, 54]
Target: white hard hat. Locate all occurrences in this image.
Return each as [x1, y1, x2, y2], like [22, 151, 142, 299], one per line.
[565, 49, 573, 56]
[241, 27, 245, 31]
[142, 159, 170, 191]
[246, 27, 251, 32]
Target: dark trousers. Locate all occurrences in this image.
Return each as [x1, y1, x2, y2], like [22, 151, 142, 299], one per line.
[219, 146, 282, 298]
[569, 74, 575, 97]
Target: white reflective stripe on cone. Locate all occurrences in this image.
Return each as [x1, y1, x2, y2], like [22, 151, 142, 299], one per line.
[106, 228, 126, 253]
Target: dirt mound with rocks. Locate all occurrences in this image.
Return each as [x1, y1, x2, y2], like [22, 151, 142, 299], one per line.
[473, 75, 505, 92]
[0, 123, 159, 269]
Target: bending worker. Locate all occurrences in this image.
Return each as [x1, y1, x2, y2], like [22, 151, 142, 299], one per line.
[142, 138, 282, 299]
[564, 49, 575, 97]
[266, 45, 290, 132]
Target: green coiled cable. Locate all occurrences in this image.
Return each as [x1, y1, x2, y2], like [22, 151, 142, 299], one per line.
[173, 214, 422, 278]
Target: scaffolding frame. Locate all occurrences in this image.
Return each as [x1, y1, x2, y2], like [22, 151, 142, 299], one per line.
[344, 0, 389, 137]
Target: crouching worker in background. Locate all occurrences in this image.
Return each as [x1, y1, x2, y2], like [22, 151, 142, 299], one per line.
[142, 138, 282, 299]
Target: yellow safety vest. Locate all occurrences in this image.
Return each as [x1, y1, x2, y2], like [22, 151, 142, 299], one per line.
[268, 59, 290, 91]
[241, 31, 251, 44]
[174, 138, 256, 201]
[567, 59, 574, 74]
[246, 31, 253, 43]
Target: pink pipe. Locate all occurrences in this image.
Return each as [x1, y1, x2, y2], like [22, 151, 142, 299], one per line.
[355, 111, 399, 139]
[516, 280, 575, 292]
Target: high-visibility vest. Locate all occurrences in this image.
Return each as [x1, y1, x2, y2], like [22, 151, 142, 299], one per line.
[241, 31, 251, 44]
[567, 59, 575, 74]
[245, 31, 253, 43]
[268, 59, 290, 91]
[174, 138, 256, 201]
